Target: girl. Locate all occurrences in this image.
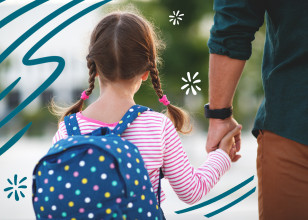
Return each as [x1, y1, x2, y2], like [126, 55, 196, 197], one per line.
[52, 11, 241, 217]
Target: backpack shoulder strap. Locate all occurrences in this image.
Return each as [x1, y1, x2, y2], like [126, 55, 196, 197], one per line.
[64, 113, 81, 136]
[112, 105, 152, 135]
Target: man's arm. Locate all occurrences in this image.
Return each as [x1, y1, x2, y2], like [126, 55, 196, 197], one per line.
[206, 54, 245, 161]
[206, 0, 265, 161]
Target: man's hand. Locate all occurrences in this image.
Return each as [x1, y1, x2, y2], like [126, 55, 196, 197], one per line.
[206, 117, 242, 162]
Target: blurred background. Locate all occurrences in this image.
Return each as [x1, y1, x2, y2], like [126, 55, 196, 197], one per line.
[0, 0, 265, 219]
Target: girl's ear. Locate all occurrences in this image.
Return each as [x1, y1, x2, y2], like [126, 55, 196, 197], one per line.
[141, 71, 149, 81]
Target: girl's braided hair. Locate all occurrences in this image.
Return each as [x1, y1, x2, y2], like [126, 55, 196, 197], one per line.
[51, 11, 192, 134]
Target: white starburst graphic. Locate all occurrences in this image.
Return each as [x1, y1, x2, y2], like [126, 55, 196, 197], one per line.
[169, 10, 184, 25]
[181, 72, 201, 95]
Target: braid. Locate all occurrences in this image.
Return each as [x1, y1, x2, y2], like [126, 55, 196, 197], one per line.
[149, 62, 163, 99]
[85, 57, 97, 96]
[149, 60, 192, 134]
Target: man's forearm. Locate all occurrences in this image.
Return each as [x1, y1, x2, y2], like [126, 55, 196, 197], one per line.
[209, 54, 246, 109]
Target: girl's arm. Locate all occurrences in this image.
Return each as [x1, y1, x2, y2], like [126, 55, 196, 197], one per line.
[161, 116, 238, 205]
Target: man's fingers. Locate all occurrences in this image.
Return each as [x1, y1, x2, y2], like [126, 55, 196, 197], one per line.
[235, 133, 241, 152]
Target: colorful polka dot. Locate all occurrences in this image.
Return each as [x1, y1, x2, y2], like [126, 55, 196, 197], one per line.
[79, 208, 85, 213]
[82, 178, 88, 184]
[38, 171, 42, 176]
[38, 188, 43, 193]
[126, 174, 130, 179]
[149, 200, 153, 205]
[57, 176, 62, 181]
[97, 203, 103, 208]
[127, 163, 132, 168]
[90, 166, 96, 172]
[88, 213, 94, 219]
[116, 198, 121, 203]
[130, 191, 134, 197]
[68, 201, 74, 207]
[99, 156, 105, 162]
[147, 212, 151, 217]
[62, 212, 67, 217]
[134, 180, 139, 185]
[138, 207, 143, 213]
[127, 153, 131, 158]
[50, 186, 54, 192]
[88, 148, 93, 154]
[101, 173, 107, 179]
[112, 213, 117, 218]
[40, 206, 44, 211]
[136, 158, 140, 163]
[117, 148, 121, 153]
[65, 183, 71, 188]
[48, 170, 54, 175]
[110, 163, 115, 169]
[85, 197, 91, 203]
[127, 202, 133, 208]
[44, 196, 49, 202]
[136, 168, 140, 173]
[34, 197, 38, 202]
[93, 185, 99, 191]
[75, 189, 81, 195]
[119, 120, 123, 124]
[73, 171, 79, 177]
[64, 165, 69, 171]
[58, 194, 64, 200]
[141, 195, 145, 200]
[57, 159, 61, 164]
[79, 161, 85, 167]
[112, 181, 117, 186]
[44, 178, 48, 184]
[106, 208, 111, 214]
[48, 215, 52, 219]
[105, 192, 110, 198]
[51, 205, 56, 211]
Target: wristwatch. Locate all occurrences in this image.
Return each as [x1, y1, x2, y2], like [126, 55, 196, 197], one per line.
[204, 103, 233, 119]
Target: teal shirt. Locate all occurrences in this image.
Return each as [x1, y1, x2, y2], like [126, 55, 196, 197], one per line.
[208, 0, 308, 145]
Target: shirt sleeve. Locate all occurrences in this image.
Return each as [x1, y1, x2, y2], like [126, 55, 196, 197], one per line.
[161, 116, 231, 205]
[208, 0, 266, 60]
[52, 121, 68, 144]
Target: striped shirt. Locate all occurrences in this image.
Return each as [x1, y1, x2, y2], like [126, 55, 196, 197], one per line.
[53, 110, 231, 205]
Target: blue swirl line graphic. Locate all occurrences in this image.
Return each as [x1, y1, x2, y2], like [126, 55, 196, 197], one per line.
[0, 0, 112, 156]
[204, 187, 256, 218]
[175, 175, 254, 214]
[0, 0, 49, 29]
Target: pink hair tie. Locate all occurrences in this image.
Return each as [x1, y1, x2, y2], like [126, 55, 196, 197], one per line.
[159, 95, 170, 106]
[80, 90, 89, 100]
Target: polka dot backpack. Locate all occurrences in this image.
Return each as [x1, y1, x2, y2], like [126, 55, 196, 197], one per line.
[32, 105, 163, 220]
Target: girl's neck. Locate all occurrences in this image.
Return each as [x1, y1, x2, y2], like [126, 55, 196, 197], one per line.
[81, 79, 139, 124]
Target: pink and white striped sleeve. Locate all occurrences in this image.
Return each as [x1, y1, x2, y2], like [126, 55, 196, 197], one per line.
[161, 116, 231, 205]
[52, 121, 68, 144]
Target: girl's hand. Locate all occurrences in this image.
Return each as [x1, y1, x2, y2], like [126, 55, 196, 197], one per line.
[218, 125, 242, 162]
